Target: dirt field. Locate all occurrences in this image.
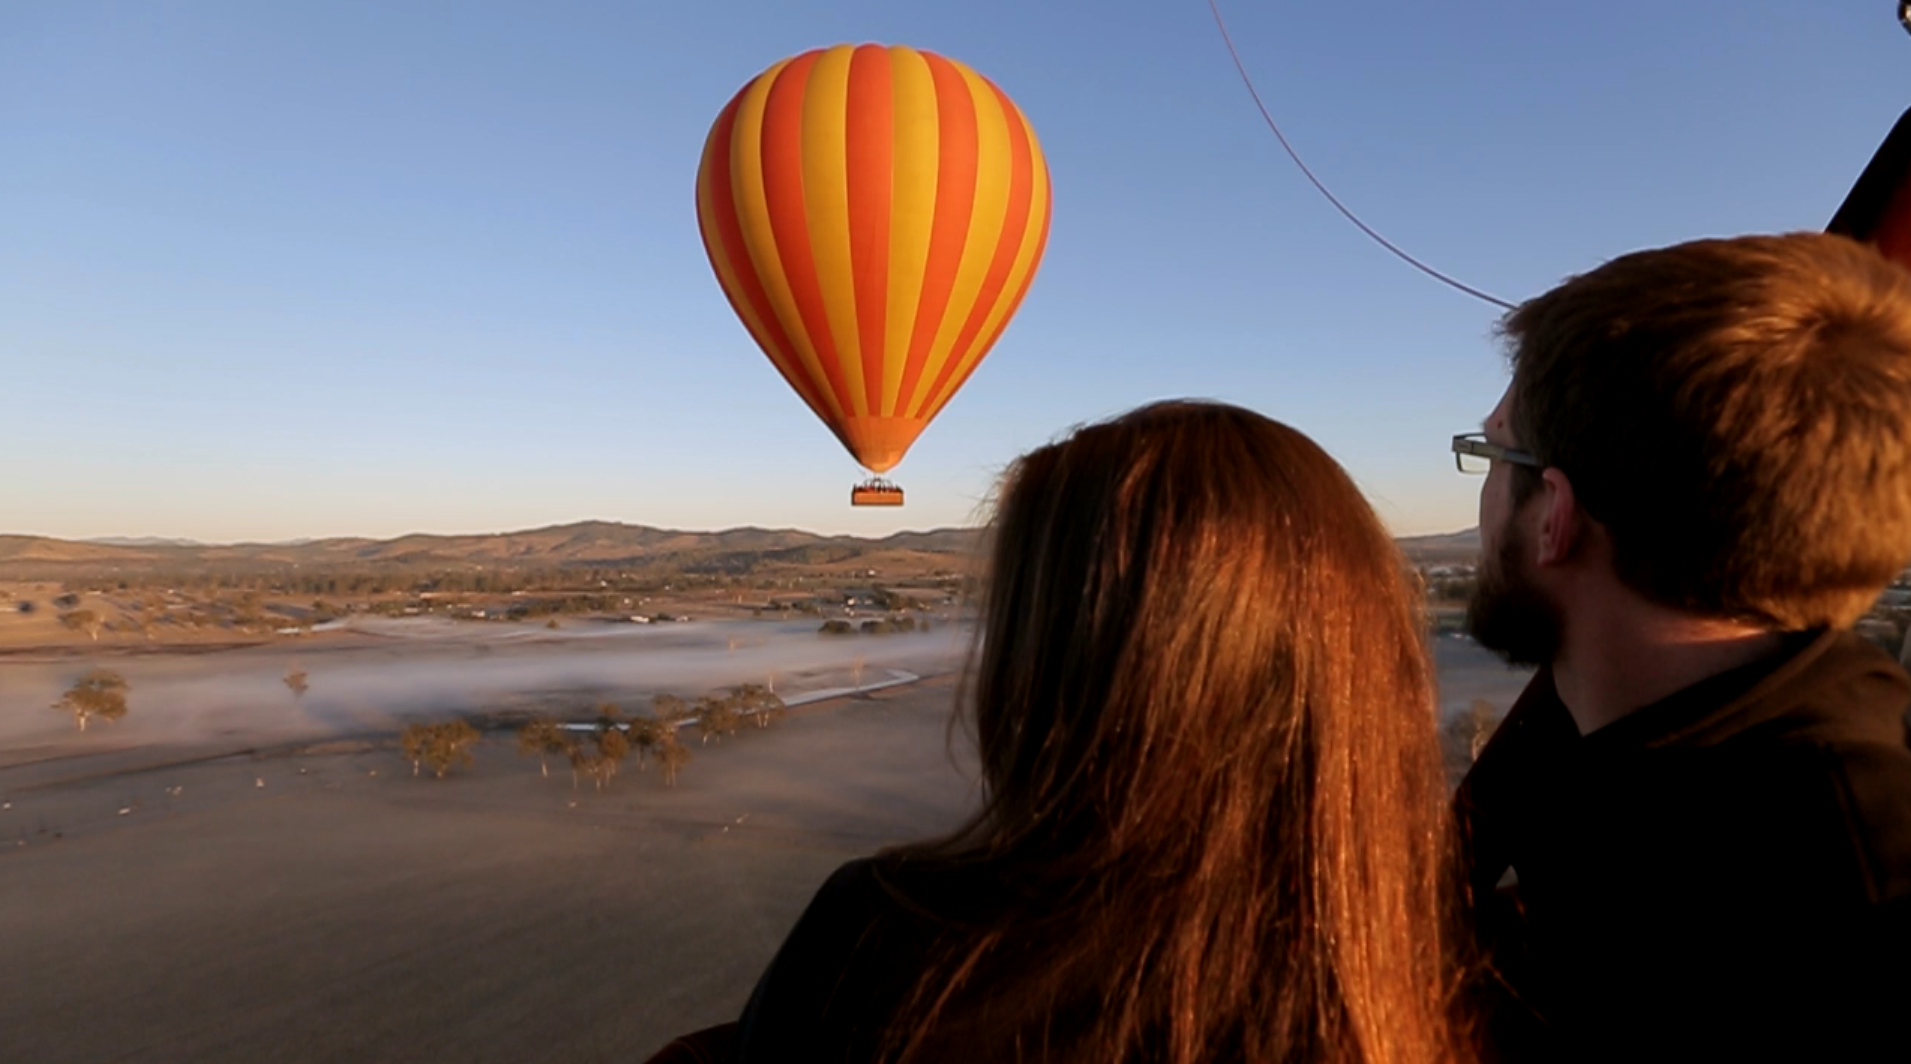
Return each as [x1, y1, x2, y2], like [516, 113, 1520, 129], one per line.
[0, 623, 1533, 1064]
[0, 677, 979, 1064]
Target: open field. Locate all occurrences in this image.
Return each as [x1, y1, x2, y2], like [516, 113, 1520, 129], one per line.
[0, 604, 1535, 1064]
[0, 676, 977, 1064]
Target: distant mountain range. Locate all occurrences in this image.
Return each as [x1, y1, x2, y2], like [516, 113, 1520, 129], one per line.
[3, 522, 1479, 578]
[1, 521, 984, 578]
[1394, 527, 1482, 564]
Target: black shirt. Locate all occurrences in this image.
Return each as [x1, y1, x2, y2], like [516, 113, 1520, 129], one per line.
[1457, 630, 1911, 1062]
[734, 858, 1038, 1064]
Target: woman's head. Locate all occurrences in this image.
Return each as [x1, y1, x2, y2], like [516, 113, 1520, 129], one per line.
[908, 401, 1463, 1063]
[975, 400, 1435, 862]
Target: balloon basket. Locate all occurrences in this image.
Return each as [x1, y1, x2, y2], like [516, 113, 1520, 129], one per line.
[851, 478, 904, 507]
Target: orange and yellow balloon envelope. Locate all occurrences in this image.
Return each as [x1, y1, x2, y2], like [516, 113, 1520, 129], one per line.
[695, 44, 1052, 504]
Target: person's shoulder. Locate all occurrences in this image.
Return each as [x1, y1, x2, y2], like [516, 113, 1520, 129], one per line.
[796, 856, 895, 929]
[1807, 737, 1911, 903]
[1721, 633, 1911, 888]
[817, 855, 884, 896]
[733, 856, 919, 1061]
[1765, 630, 1910, 749]
[1711, 726, 1911, 903]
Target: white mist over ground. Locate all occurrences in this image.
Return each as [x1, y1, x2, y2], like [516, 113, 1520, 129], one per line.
[0, 618, 972, 759]
[0, 618, 1530, 763]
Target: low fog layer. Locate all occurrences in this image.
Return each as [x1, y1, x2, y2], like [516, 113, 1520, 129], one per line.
[0, 618, 970, 752]
[0, 617, 1531, 763]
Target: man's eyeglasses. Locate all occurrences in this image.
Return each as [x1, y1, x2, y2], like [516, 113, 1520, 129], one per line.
[1452, 433, 1541, 475]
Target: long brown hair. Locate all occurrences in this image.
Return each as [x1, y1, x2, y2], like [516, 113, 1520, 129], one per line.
[881, 401, 1467, 1064]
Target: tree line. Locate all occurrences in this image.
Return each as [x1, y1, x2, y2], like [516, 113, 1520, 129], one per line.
[819, 616, 930, 636]
[401, 683, 790, 790]
[45, 664, 791, 791]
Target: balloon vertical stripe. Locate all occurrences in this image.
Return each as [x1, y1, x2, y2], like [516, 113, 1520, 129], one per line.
[882, 47, 939, 418]
[895, 52, 979, 427]
[915, 59, 1006, 420]
[696, 96, 837, 429]
[761, 52, 856, 424]
[799, 48, 866, 419]
[727, 58, 843, 423]
[929, 155, 1052, 423]
[845, 47, 894, 418]
[925, 138, 1052, 423]
[697, 43, 1050, 474]
[917, 77, 1037, 419]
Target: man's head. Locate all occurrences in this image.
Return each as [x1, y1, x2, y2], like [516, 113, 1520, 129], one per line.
[1465, 386, 1563, 665]
[1469, 232, 1911, 657]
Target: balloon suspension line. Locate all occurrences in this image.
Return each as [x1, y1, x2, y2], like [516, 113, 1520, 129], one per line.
[1205, 0, 1516, 311]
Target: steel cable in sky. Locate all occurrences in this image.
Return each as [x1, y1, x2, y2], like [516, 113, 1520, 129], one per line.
[1206, 0, 1517, 311]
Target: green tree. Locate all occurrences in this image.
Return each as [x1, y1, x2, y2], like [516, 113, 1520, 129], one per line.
[400, 723, 430, 776]
[400, 720, 481, 779]
[657, 730, 691, 787]
[54, 668, 130, 732]
[694, 694, 740, 745]
[515, 718, 572, 777]
[626, 717, 664, 769]
[735, 683, 786, 729]
[567, 744, 599, 791]
[284, 667, 310, 698]
[652, 693, 689, 723]
[595, 727, 631, 787]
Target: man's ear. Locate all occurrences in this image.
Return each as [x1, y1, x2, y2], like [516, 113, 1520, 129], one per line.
[1535, 468, 1584, 567]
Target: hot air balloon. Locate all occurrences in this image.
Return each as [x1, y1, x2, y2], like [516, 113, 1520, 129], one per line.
[696, 44, 1052, 506]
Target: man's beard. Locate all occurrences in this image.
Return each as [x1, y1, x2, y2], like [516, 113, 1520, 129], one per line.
[1466, 518, 1562, 668]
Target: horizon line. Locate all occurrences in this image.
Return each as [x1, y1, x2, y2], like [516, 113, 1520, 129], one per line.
[2, 520, 1483, 548]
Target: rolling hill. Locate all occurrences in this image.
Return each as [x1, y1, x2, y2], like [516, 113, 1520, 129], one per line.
[0, 521, 1478, 582]
[0, 522, 986, 581]
[1395, 528, 1482, 565]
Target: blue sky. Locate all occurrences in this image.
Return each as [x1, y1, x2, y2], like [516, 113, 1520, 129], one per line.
[2, 1, 1905, 542]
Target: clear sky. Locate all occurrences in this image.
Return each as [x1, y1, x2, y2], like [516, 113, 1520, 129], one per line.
[3, 1, 1906, 543]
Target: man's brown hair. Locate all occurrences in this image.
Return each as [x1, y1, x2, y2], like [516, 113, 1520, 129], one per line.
[1504, 232, 1911, 629]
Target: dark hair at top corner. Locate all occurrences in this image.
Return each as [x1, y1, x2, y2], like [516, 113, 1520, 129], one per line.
[880, 399, 1471, 1064]
[1501, 232, 1911, 630]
